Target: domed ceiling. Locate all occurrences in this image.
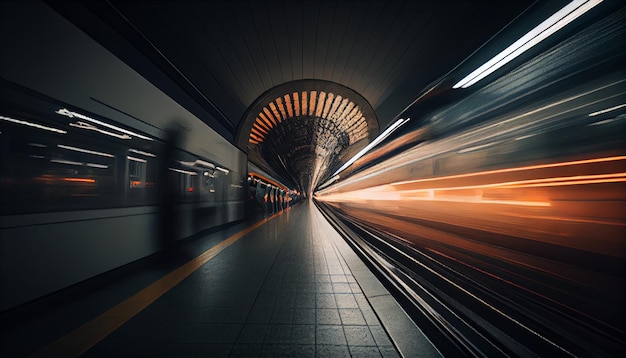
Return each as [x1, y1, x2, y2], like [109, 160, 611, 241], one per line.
[237, 80, 378, 195]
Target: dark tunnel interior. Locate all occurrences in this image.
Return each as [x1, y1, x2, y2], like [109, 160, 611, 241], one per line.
[1, 1, 625, 357]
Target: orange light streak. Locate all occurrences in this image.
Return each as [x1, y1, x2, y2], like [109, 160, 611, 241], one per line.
[392, 156, 626, 187]
[64, 178, 96, 183]
[400, 172, 626, 193]
[500, 173, 626, 188]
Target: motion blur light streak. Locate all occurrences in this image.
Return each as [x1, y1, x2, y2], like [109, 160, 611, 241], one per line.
[178, 159, 215, 169]
[58, 144, 115, 158]
[499, 173, 626, 188]
[56, 108, 153, 140]
[168, 168, 197, 176]
[50, 159, 83, 166]
[69, 121, 132, 140]
[63, 178, 96, 183]
[85, 163, 108, 169]
[128, 148, 156, 157]
[391, 155, 626, 187]
[0, 115, 67, 134]
[588, 103, 626, 116]
[332, 118, 410, 177]
[127, 156, 147, 163]
[216, 166, 229, 174]
[453, 0, 603, 88]
[359, 222, 576, 356]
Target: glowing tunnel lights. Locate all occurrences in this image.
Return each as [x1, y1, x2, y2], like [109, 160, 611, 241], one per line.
[453, 0, 603, 89]
[248, 91, 368, 145]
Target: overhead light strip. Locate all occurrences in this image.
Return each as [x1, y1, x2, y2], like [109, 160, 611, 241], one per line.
[453, 0, 603, 89]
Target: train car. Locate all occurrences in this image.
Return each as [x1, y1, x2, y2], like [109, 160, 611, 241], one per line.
[0, 1, 246, 311]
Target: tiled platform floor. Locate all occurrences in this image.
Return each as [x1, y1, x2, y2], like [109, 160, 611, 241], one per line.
[2, 201, 440, 357]
[85, 202, 399, 357]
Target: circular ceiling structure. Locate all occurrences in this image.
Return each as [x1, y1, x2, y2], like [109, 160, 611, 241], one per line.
[237, 80, 378, 195]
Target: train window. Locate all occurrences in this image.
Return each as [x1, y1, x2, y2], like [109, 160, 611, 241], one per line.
[128, 156, 146, 189]
[1, 81, 246, 215]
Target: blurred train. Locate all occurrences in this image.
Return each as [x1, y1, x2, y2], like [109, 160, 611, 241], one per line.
[0, 1, 251, 311]
[316, 2, 625, 356]
[0, 78, 248, 311]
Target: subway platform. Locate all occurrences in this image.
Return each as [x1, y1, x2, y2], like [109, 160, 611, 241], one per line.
[0, 201, 440, 357]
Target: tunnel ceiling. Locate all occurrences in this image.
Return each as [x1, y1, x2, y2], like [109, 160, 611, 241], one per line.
[48, 0, 537, 190]
[239, 80, 378, 194]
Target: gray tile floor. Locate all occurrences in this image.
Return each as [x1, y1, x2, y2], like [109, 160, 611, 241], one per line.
[83, 202, 401, 357]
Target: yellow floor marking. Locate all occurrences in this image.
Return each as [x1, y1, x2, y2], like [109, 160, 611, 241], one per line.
[31, 211, 283, 357]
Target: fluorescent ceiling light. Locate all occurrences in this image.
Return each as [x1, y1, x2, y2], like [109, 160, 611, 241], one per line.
[1, 115, 67, 134]
[453, 0, 602, 89]
[332, 117, 410, 177]
[56, 108, 153, 140]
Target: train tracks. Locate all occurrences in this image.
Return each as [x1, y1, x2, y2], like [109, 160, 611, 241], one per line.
[315, 200, 625, 357]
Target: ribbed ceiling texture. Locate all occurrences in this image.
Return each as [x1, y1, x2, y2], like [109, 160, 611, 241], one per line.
[48, 0, 536, 193]
[238, 80, 378, 195]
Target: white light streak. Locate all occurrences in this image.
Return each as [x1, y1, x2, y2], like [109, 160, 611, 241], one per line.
[1, 115, 67, 134]
[332, 117, 410, 177]
[179, 159, 216, 169]
[56, 108, 153, 140]
[588, 103, 626, 116]
[453, 0, 603, 89]
[169, 168, 198, 175]
[70, 121, 131, 140]
[86, 163, 109, 169]
[129, 148, 157, 157]
[51, 159, 83, 166]
[127, 156, 147, 163]
[58, 144, 115, 158]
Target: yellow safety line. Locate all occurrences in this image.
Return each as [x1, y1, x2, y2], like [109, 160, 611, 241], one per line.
[31, 211, 284, 357]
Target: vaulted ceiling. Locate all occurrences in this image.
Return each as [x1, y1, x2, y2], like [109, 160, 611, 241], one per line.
[48, 0, 536, 193]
